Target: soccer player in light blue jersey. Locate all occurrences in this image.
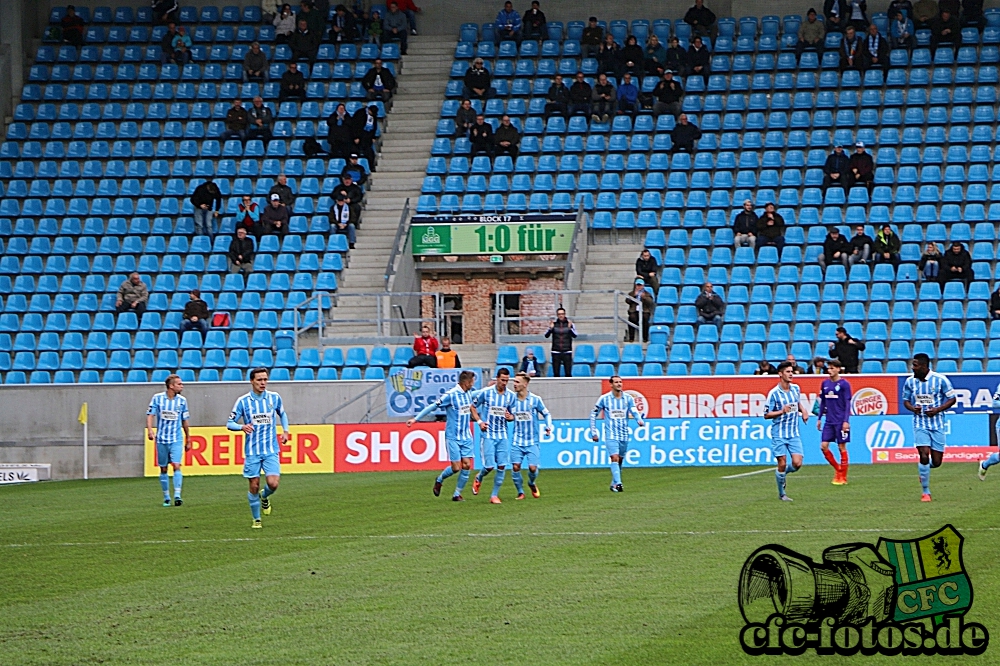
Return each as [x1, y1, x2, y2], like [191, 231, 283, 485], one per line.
[227, 368, 290, 528]
[407, 370, 482, 501]
[510, 371, 552, 501]
[977, 380, 1000, 480]
[471, 368, 516, 502]
[146, 374, 190, 507]
[901, 353, 956, 501]
[764, 362, 810, 502]
[590, 375, 644, 492]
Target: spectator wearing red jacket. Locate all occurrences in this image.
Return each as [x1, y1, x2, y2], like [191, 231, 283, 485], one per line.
[408, 324, 439, 367]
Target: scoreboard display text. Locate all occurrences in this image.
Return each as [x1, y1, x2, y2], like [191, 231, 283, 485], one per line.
[411, 216, 575, 255]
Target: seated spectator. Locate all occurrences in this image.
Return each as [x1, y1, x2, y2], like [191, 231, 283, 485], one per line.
[840, 25, 864, 72]
[962, 0, 985, 31]
[912, 0, 939, 29]
[330, 4, 356, 43]
[237, 195, 261, 236]
[519, 348, 540, 376]
[581, 16, 604, 59]
[453, 98, 476, 136]
[818, 226, 851, 270]
[247, 95, 274, 143]
[181, 290, 210, 336]
[273, 4, 297, 44]
[435, 338, 461, 368]
[408, 325, 439, 367]
[823, 145, 852, 191]
[620, 35, 645, 79]
[889, 9, 915, 50]
[289, 18, 320, 62]
[848, 224, 873, 265]
[330, 193, 357, 248]
[351, 105, 381, 167]
[333, 173, 364, 224]
[341, 153, 369, 186]
[863, 22, 888, 71]
[754, 360, 779, 375]
[362, 58, 396, 102]
[495, 1, 522, 44]
[493, 114, 521, 160]
[695, 282, 725, 329]
[160, 23, 179, 64]
[664, 37, 689, 78]
[190, 179, 223, 238]
[919, 242, 942, 280]
[931, 9, 961, 52]
[383, 2, 409, 54]
[228, 227, 255, 276]
[279, 62, 306, 102]
[942, 241, 973, 286]
[392, 0, 421, 35]
[597, 34, 621, 77]
[687, 36, 711, 85]
[591, 73, 617, 123]
[888, 0, 915, 20]
[470, 113, 494, 158]
[849, 141, 874, 194]
[367, 10, 384, 45]
[568, 72, 593, 117]
[873, 224, 901, 267]
[261, 194, 290, 236]
[172, 38, 192, 67]
[810, 357, 829, 374]
[684, 0, 719, 39]
[644, 35, 668, 76]
[652, 70, 683, 117]
[327, 102, 354, 158]
[627, 279, 655, 342]
[222, 99, 249, 142]
[796, 8, 826, 60]
[463, 58, 494, 100]
[263, 0, 281, 24]
[522, 1, 548, 40]
[757, 202, 786, 254]
[116, 272, 149, 318]
[635, 248, 659, 291]
[847, 0, 870, 32]
[786, 354, 807, 374]
[733, 199, 759, 249]
[617, 73, 640, 117]
[243, 41, 269, 83]
[299, 1, 325, 33]
[828, 326, 866, 373]
[825, 0, 849, 32]
[153, 0, 179, 25]
[990, 284, 1000, 320]
[61, 5, 86, 47]
[269, 173, 295, 207]
[670, 113, 702, 154]
[544, 75, 571, 120]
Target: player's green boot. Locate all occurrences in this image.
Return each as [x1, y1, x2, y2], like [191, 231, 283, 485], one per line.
[252, 519, 262, 529]
[260, 491, 271, 515]
[162, 499, 172, 507]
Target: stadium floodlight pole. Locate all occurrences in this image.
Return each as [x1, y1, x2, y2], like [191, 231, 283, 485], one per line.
[78, 402, 89, 480]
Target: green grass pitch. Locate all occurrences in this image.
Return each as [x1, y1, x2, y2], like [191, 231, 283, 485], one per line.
[3, 463, 1000, 665]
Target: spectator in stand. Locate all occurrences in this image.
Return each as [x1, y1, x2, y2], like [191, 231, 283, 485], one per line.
[919, 242, 942, 281]
[863, 22, 888, 71]
[591, 74, 617, 123]
[331, 193, 357, 248]
[263, 0, 281, 24]
[569, 72, 593, 117]
[190, 179, 223, 237]
[273, 4, 297, 44]
[261, 194, 290, 237]
[522, 1, 548, 40]
[222, 99, 249, 142]
[786, 354, 807, 374]
[243, 42, 269, 83]
[652, 69, 684, 117]
[470, 114, 494, 158]
[228, 227, 255, 276]
[889, 9, 915, 50]
[116, 272, 149, 318]
[796, 8, 826, 60]
[289, 18, 321, 63]
[327, 102, 354, 158]
[544, 75, 571, 119]
[435, 338, 461, 368]
[352, 104, 380, 167]
[644, 35, 668, 76]
[695, 282, 725, 330]
[494, 1, 523, 45]
[818, 226, 851, 270]
[312, 0, 330, 26]
[670, 113, 702, 154]
[810, 356, 829, 374]
[684, 0, 718, 39]
[849, 141, 874, 194]
[828, 327, 866, 373]
[581, 16, 604, 59]
[181, 290, 210, 336]
[825, 0, 849, 32]
[597, 34, 621, 77]
[847, 0, 869, 32]
[61, 5, 86, 47]
[873, 224, 901, 267]
[545, 308, 577, 377]
[687, 36, 711, 85]
[912, 0, 939, 29]
[160, 23, 178, 64]
[617, 73, 640, 117]
[463, 58, 494, 100]
[383, 2, 409, 54]
[455, 98, 477, 136]
[334, 173, 364, 224]
[269, 174, 295, 207]
[942, 241, 974, 286]
[153, 0, 179, 24]
[823, 144, 852, 191]
[247, 96, 274, 143]
[172, 32, 192, 66]
[990, 284, 1000, 320]
[635, 248, 659, 291]
[840, 25, 864, 72]
[887, 0, 914, 19]
[299, 1, 325, 33]
[519, 348, 540, 376]
[962, 0, 985, 31]
[330, 4, 356, 44]
[493, 115, 521, 160]
[237, 195, 261, 236]
[367, 10, 384, 45]
[848, 224, 873, 265]
[620, 35, 645, 78]
[758, 202, 786, 255]
[664, 36, 689, 78]
[733, 199, 759, 249]
[627, 279, 655, 342]
[392, 0, 420, 35]
[362, 58, 397, 102]
[754, 360, 779, 375]
[408, 325, 439, 367]
[279, 62, 306, 102]
[341, 153, 369, 186]
[931, 8, 961, 52]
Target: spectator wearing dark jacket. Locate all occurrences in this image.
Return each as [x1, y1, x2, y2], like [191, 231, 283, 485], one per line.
[243, 41, 269, 82]
[849, 141, 874, 194]
[279, 62, 306, 102]
[261, 194, 291, 236]
[247, 96, 274, 143]
[664, 37, 689, 77]
[330, 4, 356, 43]
[160, 23, 178, 64]
[190, 179, 223, 237]
[581, 16, 603, 59]
[522, 1, 548, 40]
[754, 360, 779, 375]
[919, 242, 942, 280]
[463, 58, 494, 100]
[840, 25, 864, 71]
[620, 36, 645, 78]
[695, 282, 725, 329]
[828, 327, 866, 373]
[268, 174, 295, 207]
[627, 279, 655, 342]
[455, 98, 478, 135]
[635, 248, 659, 291]
[758, 203, 786, 255]
[990, 285, 1000, 320]
[644, 35, 668, 76]
[289, 19, 321, 62]
[152, 0, 179, 24]
[596, 34, 621, 77]
[568, 72, 593, 116]
[733, 199, 758, 249]
[327, 103, 354, 158]
[819, 226, 851, 270]
[383, 2, 409, 54]
[670, 113, 702, 154]
[61, 5, 86, 47]
[823, 145, 852, 190]
[493, 115, 520, 160]
[340, 153, 369, 186]
[824, 0, 849, 32]
[962, 0, 986, 31]
[227, 227, 255, 276]
[222, 99, 249, 142]
[361, 58, 396, 102]
[873, 224, 901, 267]
[849, 224, 874, 265]
[847, 0, 870, 32]
[469, 114, 494, 158]
[544, 75, 570, 119]
[931, 9, 961, 52]
[652, 70, 683, 117]
[298, 1, 325, 34]
[863, 22, 888, 71]
[684, 0, 718, 39]
[332, 174, 364, 225]
[942, 241, 974, 286]
[181, 290, 210, 336]
[519, 349, 541, 376]
[687, 36, 711, 85]
[351, 104, 380, 167]
[590, 74, 616, 123]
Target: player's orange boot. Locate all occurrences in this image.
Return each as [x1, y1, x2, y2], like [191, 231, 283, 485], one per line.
[832, 469, 846, 485]
[840, 467, 848, 484]
[921, 493, 932, 502]
[529, 483, 540, 498]
[515, 493, 525, 500]
[489, 496, 502, 504]
[472, 477, 481, 495]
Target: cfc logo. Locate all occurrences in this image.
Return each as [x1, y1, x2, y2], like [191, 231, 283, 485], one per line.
[852, 388, 888, 416]
[625, 390, 649, 418]
[866, 420, 906, 451]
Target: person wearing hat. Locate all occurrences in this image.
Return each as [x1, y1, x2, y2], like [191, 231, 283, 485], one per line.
[522, 1, 548, 41]
[849, 141, 874, 194]
[341, 153, 369, 187]
[361, 58, 396, 102]
[495, 0, 523, 45]
[463, 58, 494, 100]
[352, 104, 380, 168]
[796, 8, 827, 60]
[687, 36, 711, 86]
[330, 193, 357, 249]
[873, 224, 901, 267]
[670, 113, 702, 154]
[664, 36, 689, 78]
[941, 241, 974, 287]
[823, 144, 852, 191]
[333, 173, 364, 225]
[581, 16, 604, 59]
[695, 282, 725, 331]
[61, 5, 86, 46]
[757, 202, 786, 255]
[268, 174, 295, 208]
[818, 226, 851, 271]
[652, 69, 684, 117]
[627, 278, 655, 342]
[733, 199, 759, 250]
[260, 193, 290, 238]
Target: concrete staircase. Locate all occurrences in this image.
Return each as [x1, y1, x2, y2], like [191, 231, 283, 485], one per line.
[573, 242, 645, 343]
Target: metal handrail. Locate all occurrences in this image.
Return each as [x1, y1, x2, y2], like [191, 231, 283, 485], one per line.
[293, 291, 445, 347]
[322, 382, 385, 424]
[384, 197, 411, 290]
[493, 289, 643, 344]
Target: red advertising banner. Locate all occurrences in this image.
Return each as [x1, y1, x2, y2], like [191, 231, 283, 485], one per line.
[871, 447, 993, 464]
[335, 422, 460, 472]
[604, 376, 900, 419]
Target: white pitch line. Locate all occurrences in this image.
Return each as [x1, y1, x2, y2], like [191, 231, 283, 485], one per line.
[721, 468, 775, 479]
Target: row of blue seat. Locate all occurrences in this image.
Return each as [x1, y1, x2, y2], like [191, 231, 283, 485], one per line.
[0, 216, 350, 238]
[0, 193, 347, 217]
[0, 306, 323, 334]
[1, 175, 363, 200]
[10, 100, 381, 123]
[0, 365, 385, 384]
[28, 60, 396, 85]
[1, 136, 355, 160]
[646, 281, 992, 306]
[19, 80, 379, 103]
[49, 5, 263, 25]
[37, 42, 397, 65]
[648, 301, 993, 327]
[0, 157, 362, 180]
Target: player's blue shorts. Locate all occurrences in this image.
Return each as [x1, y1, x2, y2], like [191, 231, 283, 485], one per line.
[447, 438, 475, 462]
[604, 439, 629, 460]
[511, 445, 540, 468]
[772, 436, 804, 458]
[243, 453, 281, 478]
[156, 440, 183, 467]
[821, 423, 851, 444]
[914, 428, 946, 452]
[480, 437, 510, 468]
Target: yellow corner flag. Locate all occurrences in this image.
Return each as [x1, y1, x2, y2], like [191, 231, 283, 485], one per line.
[78, 402, 88, 425]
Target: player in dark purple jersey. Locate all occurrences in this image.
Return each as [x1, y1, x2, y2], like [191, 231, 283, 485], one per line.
[816, 359, 853, 485]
